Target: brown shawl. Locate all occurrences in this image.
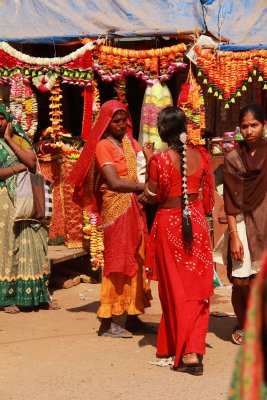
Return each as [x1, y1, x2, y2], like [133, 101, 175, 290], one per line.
[223, 139, 267, 215]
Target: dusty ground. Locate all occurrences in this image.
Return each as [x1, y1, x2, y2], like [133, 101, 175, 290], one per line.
[0, 276, 238, 400]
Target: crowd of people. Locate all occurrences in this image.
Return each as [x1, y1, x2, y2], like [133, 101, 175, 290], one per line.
[1, 98, 267, 384]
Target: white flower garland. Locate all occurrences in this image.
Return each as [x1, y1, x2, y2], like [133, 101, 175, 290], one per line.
[0, 39, 102, 66]
[32, 74, 57, 92]
[9, 75, 38, 141]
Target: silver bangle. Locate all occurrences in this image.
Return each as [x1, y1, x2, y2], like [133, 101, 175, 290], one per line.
[146, 187, 157, 197]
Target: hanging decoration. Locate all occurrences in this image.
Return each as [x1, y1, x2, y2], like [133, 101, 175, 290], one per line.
[0, 40, 95, 88]
[9, 73, 38, 141]
[48, 80, 63, 142]
[114, 77, 127, 105]
[82, 210, 104, 271]
[178, 69, 205, 146]
[92, 43, 187, 84]
[92, 79, 100, 123]
[81, 86, 93, 141]
[139, 81, 173, 152]
[194, 46, 267, 106]
[32, 72, 57, 92]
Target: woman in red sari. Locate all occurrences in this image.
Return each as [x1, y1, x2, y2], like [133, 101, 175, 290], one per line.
[69, 100, 154, 337]
[144, 106, 214, 375]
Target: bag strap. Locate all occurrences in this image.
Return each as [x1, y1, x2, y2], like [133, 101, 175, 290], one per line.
[33, 150, 42, 174]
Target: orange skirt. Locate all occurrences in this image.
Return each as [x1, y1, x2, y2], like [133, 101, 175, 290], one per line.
[97, 235, 152, 318]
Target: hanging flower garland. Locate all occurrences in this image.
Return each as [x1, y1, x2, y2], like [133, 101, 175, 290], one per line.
[92, 78, 100, 123]
[139, 81, 172, 151]
[83, 210, 104, 271]
[92, 43, 187, 84]
[114, 77, 127, 105]
[178, 70, 206, 146]
[194, 46, 267, 106]
[48, 79, 63, 142]
[32, 73, 57, 92]
[0, 40, 99, 65]
[0, 40, 97, 88]
[9, 73, 38, 141]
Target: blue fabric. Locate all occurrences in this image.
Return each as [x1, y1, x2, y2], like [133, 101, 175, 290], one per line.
[0, 0, 205, 43]
[203, 0, 267, 46]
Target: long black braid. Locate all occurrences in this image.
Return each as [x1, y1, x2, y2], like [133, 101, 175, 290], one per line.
[158, 106, 194, 245]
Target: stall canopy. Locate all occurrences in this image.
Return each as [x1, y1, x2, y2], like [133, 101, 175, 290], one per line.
[1, 0, 267, 48]
[202, 0, 267, 50]
[0, 0, 205, 43]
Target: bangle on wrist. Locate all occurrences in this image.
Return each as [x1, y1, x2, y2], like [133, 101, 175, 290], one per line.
[146, 187, 157, 197]
[11, 165, 17, 174]
[229, 230, 238, 234]
[15, 147, 22, 155]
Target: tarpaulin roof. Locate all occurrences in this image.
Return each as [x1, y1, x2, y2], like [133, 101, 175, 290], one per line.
[0, 0, 205, 43]
[202, 0, 267, 50]
[1, 0, 267, 49]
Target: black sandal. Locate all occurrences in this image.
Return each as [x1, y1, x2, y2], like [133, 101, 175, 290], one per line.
[171, 360, 203, 376]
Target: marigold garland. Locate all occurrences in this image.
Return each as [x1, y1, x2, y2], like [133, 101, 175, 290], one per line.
[92, 79, 100, 123]
[48, 80, 63, 141]
[194, 46, 267, 106]
[178, 71, 205, 146]
[92, 43, 187, 84]
[83, 210, 104, 271]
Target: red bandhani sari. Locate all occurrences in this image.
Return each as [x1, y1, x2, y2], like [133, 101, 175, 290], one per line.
[146, 149, 214, 366]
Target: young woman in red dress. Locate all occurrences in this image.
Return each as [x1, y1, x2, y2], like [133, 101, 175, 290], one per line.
[144, 106, 214, 375]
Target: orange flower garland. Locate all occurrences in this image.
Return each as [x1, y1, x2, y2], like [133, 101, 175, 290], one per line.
[83, 210, 104, 271]
[49, 79, 63, 140]
[93, 43, 187, 83]
[178, 71, 205, 146]
[195, 46, 267, 105]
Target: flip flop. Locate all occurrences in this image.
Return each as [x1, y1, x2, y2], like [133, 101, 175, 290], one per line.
[4, 305, 20, 314]
[232, 327, 245, 345]
[98, 325, 133, 338]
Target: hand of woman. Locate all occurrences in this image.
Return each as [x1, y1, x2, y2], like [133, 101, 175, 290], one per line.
[142, 142, 154, 161]
[230, 234, 244, 262]
[15, 163, 28, 173]
[4, 122, 13, 142]
[138, 191, 148, 204]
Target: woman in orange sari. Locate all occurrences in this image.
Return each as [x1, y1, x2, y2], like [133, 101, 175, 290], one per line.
[69, 100, 154, 337]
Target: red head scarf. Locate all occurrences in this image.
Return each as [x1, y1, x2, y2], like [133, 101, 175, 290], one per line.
[69, 100, 132, 187]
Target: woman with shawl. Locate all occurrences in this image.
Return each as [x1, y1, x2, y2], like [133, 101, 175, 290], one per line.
[69, 100, 154, 338]
[223, 104, 267, 345]
[0, 104, 57, 313]
[144, 106, 214, 375]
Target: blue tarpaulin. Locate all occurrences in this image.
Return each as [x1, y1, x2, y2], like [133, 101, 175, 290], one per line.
[0, 0, 205, 43]
[202, 0, 267, 49]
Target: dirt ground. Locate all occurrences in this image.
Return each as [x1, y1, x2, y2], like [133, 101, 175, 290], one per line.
[0, 271, 238, 400]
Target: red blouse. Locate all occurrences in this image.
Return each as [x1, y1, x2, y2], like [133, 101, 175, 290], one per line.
[149, 154, 204, 197]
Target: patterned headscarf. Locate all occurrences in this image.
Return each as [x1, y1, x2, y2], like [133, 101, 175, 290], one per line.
[0, 103, 32, 146]
[69, 100, 132, 187]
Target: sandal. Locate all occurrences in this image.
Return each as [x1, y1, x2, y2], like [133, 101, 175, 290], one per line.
[4, 305, 20, 314]
[171, 361, 203, 376]
[125, 319, 157, 334]
[232, 327, 245, 345]
[98, 324, 133, 338]
[48, 300, 60, 310]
